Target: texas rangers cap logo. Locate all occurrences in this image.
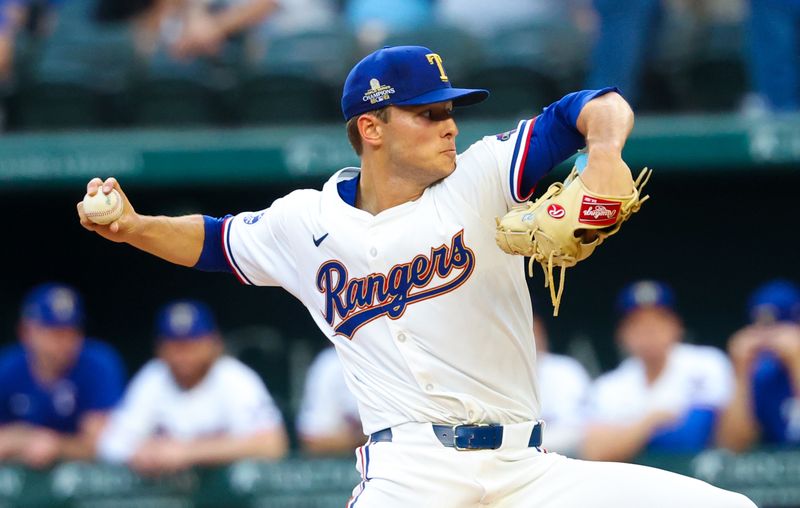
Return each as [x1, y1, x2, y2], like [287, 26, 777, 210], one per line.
[49, 289, 77, 321]
[547, 204, 566, 219]
[168, 303, 198, 336]
[425, 53, 449, 82]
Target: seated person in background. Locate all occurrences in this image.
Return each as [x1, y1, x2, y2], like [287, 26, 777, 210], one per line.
[255, 0, 337, 36]
[0, 0, 15, 83]
[435, 0, 584, 38]
[0, 283, 125, 468]
[533, 314, 591, 457]
[0, 0, 28, 85]
[296, 346, 364, 455]
[344, 0, 432, 49]
[135, 0, 280, 59]
[582, 280, 734, 462]
[717, 280, 800, 451]
[96, 300, 288, 474]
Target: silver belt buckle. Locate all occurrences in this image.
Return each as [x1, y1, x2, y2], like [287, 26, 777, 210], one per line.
[453, 423, 491, 451]
[453, 425, 466, 451]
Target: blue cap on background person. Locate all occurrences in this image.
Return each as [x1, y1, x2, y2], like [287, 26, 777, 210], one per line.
[20, 283, 85, 328]
[155, 300, 218, 341]
[617, 280, 676, 316]
[341, 45, 489, 120]
[748, 280, 800, 324]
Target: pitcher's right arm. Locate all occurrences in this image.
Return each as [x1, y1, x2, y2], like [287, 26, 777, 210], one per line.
[77, 178, 204, 267]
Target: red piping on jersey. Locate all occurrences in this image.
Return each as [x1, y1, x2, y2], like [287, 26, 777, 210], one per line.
[221, 217, 247, 285]
[515, 116, 537, 202]
[347, 444, 368, 507]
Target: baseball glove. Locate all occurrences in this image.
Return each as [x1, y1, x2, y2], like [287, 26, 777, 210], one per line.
[496, 166, 652, 316]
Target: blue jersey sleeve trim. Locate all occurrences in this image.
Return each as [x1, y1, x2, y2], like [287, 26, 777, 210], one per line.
[222, 217, 255, 285]
[514, 87, 622, 200]
[194, 215, 234, 273]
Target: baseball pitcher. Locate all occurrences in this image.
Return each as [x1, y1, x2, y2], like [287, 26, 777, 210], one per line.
[77, 46, 754, 507]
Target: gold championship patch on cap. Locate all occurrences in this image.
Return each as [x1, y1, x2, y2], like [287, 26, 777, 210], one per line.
[362, 79, 396, 104]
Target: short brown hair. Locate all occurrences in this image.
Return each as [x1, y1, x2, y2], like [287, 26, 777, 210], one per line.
[346, 107, 390, 156]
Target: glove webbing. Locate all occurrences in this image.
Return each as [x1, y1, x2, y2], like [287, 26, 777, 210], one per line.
[527, 245, 573, 317]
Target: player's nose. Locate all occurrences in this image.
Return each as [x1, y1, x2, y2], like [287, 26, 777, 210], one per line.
[442, 116, 458, 138]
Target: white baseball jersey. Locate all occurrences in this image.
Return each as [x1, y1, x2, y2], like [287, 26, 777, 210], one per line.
[586, 343, 734, 424]
[537, 352, 590, 454]
[296, 347, 362, 438]
[222, 121, 542, 435]
[97, 356, 283, 463]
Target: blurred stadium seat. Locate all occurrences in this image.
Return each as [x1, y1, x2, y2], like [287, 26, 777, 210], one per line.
[381, 25, 484, 82]
[132, 43, 241, 127]
[456, 21, 588, 118]
[238, 27, 356, 124]
[674, 21, 747, 112]
[13, 25, 136, 129]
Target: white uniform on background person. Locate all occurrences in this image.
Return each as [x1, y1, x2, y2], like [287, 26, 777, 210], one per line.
[533, 315, 591, 456]
[583, 281, 735, 460]
[98, 356, 284, 462]
[296, 347, 363, 452]
[97, 301, 285, 464]
[587, 343, 734, 444]
[537, 351, 591, 456]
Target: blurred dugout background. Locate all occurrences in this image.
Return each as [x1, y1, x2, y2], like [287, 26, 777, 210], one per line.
[0, 0, 799, 506]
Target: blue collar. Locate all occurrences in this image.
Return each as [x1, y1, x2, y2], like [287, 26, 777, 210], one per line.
[337, 174, 359, 207]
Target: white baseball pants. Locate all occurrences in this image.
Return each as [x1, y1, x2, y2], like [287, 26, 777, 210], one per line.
[346, 421, 756, 508]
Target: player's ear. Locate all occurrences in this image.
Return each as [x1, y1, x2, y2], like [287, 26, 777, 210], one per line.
[358, 113, 383, 150]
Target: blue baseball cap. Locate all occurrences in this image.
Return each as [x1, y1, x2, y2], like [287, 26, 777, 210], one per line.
[155, 300, 218, 341]
[748, 280, 800, 324]
[617, 280, 676, 316]
[341, 45, 489, 120]
[20, 283, 85, 328]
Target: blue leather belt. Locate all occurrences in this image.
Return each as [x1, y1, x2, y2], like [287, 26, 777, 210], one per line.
[370, 422, 543, 450]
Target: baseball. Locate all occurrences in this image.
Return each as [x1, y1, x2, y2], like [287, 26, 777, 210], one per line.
[82, 189, 124, 225]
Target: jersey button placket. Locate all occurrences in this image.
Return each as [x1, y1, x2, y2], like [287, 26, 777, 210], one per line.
[389, 328, 434, 393]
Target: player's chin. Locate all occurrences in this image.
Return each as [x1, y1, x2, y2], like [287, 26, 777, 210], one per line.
[440, 151, 457, 171]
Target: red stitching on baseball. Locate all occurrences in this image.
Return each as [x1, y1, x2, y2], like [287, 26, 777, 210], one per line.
[85, 193, 122, 218]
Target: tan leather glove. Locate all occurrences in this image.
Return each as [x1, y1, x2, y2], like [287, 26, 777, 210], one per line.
[496, 166, 652, 315]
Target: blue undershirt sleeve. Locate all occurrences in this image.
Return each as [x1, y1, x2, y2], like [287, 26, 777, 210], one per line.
[194, 215, 233, 273]
[519, 87, 622, 197]
[752, 353, 795, 444]
[646, 407, 717, 452]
